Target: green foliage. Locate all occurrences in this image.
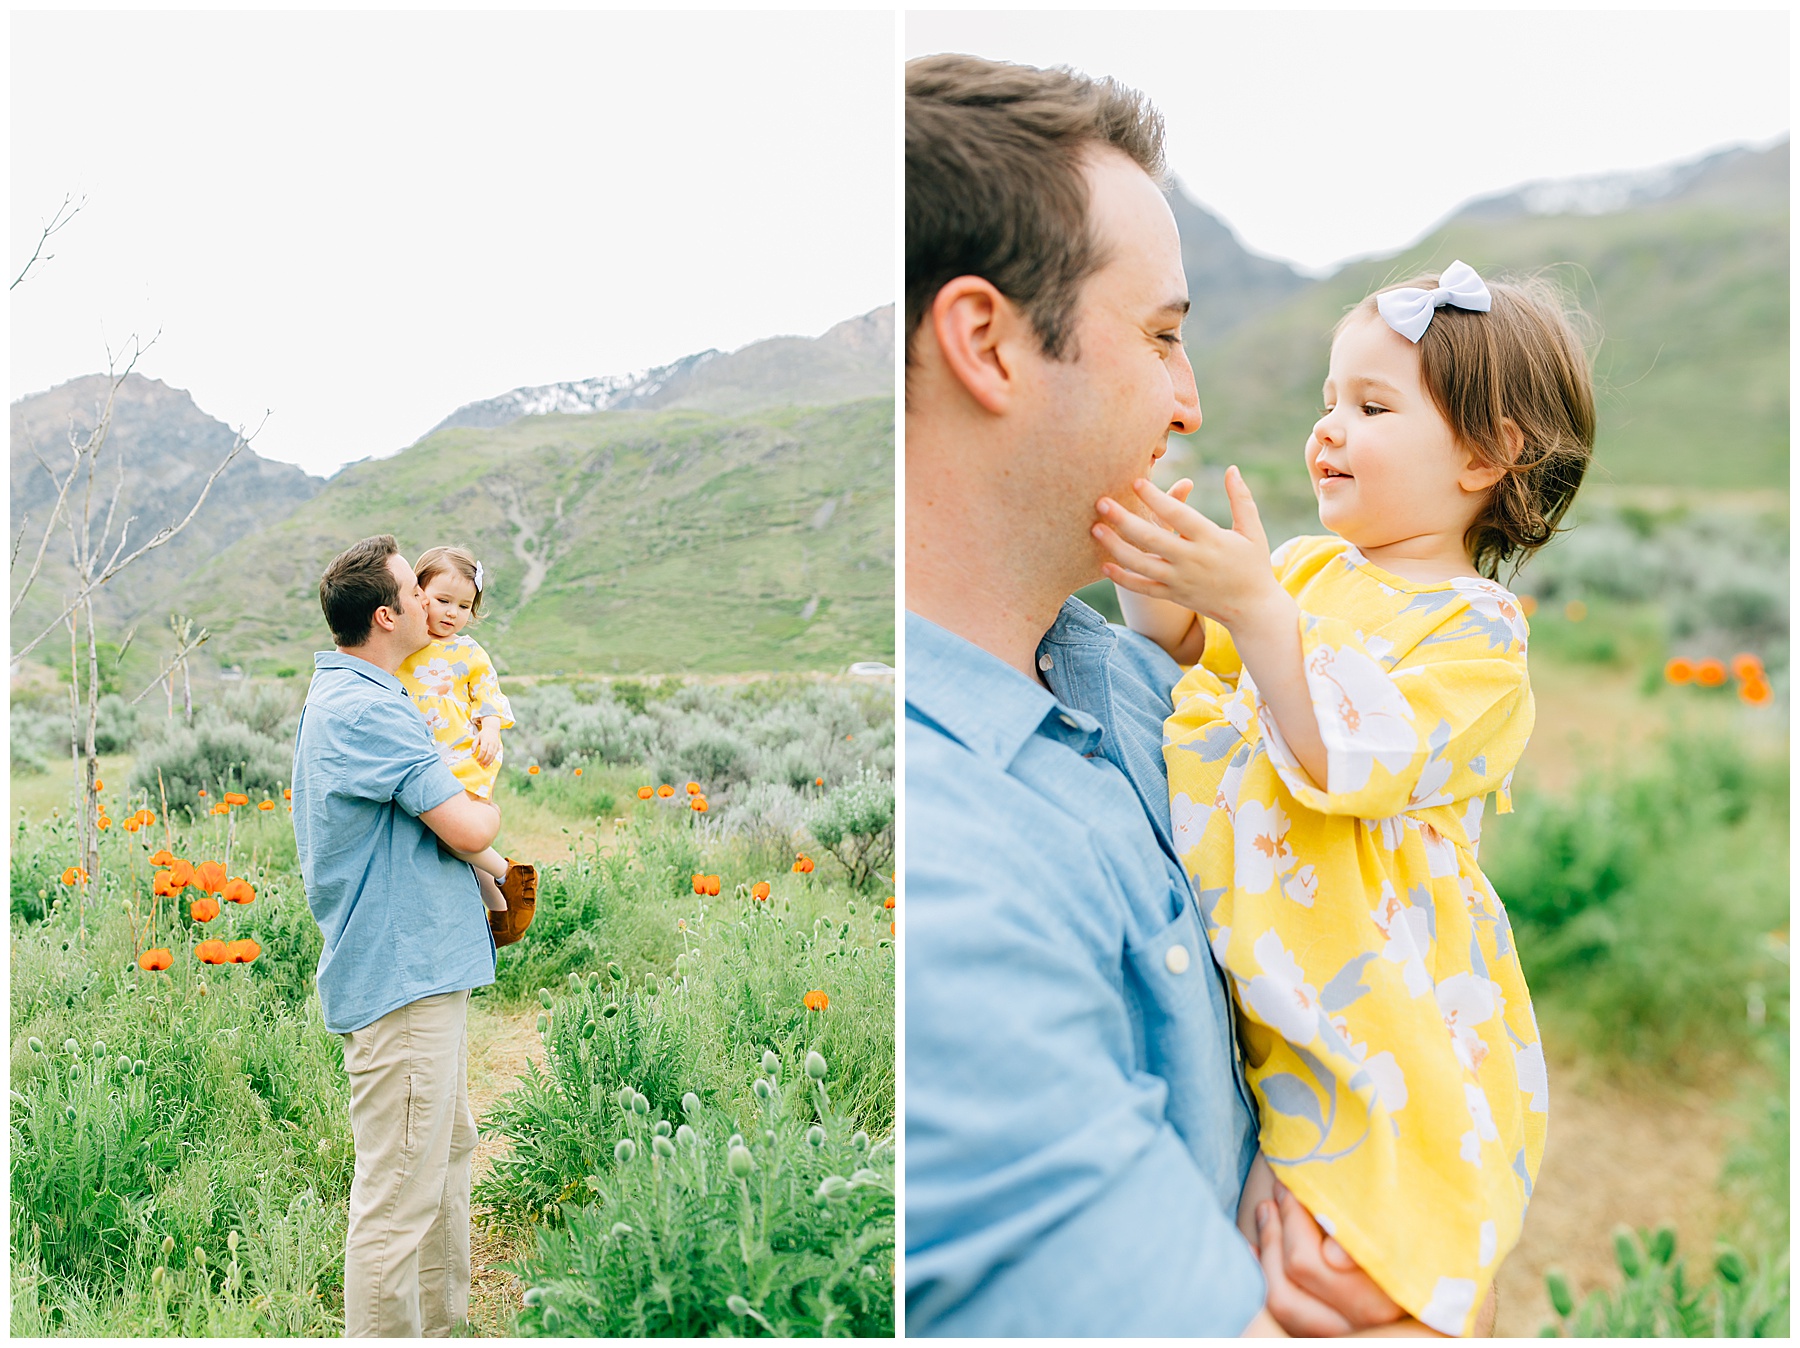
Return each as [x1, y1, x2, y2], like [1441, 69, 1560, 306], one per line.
[1539, 1226, 1788, 1337]
[1487, 729, 1788, 1064]
[806, 768, 895, 891]
[507, 1057, 893, 1337]
[128, 715, 291, 818]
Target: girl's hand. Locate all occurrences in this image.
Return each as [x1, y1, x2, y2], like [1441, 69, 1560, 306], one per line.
[1094, 466, 1282, 632]
[472, 719, 502, 768]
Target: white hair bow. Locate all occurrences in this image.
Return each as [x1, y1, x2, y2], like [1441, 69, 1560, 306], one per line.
[1375, 260, 1492, 343]
[473, 561, 485, 591]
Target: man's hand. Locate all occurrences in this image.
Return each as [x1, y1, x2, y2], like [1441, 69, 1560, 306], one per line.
[1256, 1182, 1406, 1335]
[472, 719, 502, 768]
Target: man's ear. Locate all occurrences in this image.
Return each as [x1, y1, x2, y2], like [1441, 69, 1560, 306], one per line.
[930, 276, 1027, 416]
[1461, 419, 1520, 493]
[370, 603, 399, 635]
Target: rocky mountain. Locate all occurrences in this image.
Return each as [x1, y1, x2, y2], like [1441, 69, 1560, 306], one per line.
[1174, 139, 1788, 503]
[1165, 184, 1311, 350]
[10, 374, 324, 659]
[426, 304, 893, 437]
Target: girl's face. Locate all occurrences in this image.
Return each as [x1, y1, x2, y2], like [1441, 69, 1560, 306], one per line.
[422, 570, 477, 640]
[1305, 312, 1500, 561]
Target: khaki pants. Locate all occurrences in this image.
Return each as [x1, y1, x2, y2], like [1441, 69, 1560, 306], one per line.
[341, 989, 477, 1337]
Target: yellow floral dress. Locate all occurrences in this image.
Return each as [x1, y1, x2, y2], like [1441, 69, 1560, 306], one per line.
[1164, 535, 1547, 1336]
[395, 634, 515, 799]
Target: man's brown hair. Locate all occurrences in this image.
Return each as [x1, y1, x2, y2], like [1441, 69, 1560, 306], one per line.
[906, 54, 1166, 364]
[1341, 271, 1597, 581]
[414, 545, 484, 619]
[319, 534, 402, 648]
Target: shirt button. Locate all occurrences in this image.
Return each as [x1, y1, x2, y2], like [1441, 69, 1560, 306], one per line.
[1164, 944, 1191, 975]
[1038, 653, 1054, 671]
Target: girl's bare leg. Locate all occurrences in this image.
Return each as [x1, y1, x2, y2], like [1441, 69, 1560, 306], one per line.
[448, 792, 511, 909]
[1237, 1150, 1278, 1245]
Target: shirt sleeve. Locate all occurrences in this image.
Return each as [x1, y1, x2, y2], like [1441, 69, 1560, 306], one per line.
[463, 641, 515, 730]
[1255, 595, 1530, 819]
[344, 693, 467, 817]
[904, 731, 1265, 1336]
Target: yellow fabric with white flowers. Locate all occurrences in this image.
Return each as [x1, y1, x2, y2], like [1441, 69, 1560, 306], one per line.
[395, 635, 514, 800]
[1164, 535, 1546, 1337]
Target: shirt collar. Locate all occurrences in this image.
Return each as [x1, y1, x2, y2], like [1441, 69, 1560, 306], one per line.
[906, 607, 1103, 765]
[314, 649, 407, 696]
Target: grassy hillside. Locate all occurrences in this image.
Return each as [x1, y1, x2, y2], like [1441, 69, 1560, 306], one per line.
[164, 398, 893, 676]
[1179, 196, 1788, 503]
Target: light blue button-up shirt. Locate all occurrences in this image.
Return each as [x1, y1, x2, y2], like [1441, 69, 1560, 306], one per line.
[292, 651, 495, 1034]
[905, 603, 1263, 1336]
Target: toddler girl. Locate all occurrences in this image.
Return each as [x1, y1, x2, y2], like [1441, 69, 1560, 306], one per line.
[396, 545, 517, 913]
[1094, 264, 1593, 1335]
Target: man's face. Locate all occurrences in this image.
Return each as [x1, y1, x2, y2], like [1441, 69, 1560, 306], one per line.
[1023, 149, 1201, 588]
[383, 553, 430, 653]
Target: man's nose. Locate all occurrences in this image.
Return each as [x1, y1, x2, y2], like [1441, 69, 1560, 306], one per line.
[1169, 343, 1201, 437]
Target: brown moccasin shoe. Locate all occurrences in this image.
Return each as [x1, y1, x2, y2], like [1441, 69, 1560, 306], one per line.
[489, 861, 538, 947]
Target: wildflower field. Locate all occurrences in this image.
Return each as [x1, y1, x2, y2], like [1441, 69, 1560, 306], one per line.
[9, 674, 896, 1336]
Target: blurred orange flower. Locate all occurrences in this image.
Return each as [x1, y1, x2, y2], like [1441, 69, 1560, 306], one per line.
[283, 788, 292, 801]
[124, 819, 141, 834]
[97, 816, 112, 830]
[792, 855, 815, 874]
[223, 877, 255, 905]
[195, 939, 228, 965]
[1695, 658, 1728, 688]
[657, 784, 675, 798]
[1664, 657, 1694, 685]
[686, 782, 701, 795]
[690, 797, 709, 813]
[527, 765, 540, 775]
[751, 881, 771, 901]
[884, 895, 896, 909]
[190, 896, 221, 924]
[1740, 677, 1774, 707]
[637, 786, 654, 799]
[224, 792, 249, 807]
[802, 989, 829, 1012]
[94, 778, 105, 792]
[1731, 653, 1765, 681]
[258, 799, 275, 812]
[168, 859, 195, 889]
[138, 948, 174, 972]
[136, 809, 156, 826]
[150, 849, 176, 866]
[61, 866, 87, 885]
[573, 768, 583, 777]
[226, 938, 261, 964]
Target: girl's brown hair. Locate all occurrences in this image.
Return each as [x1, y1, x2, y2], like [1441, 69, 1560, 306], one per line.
[413, 545, 484, 618]
[1340, 270, 1597, 581]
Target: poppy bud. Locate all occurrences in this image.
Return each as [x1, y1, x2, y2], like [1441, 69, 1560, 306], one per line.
[1715, 1248, 1748, 1285]
[194, 1246, 207, 1267]
[117, 1054, 132, 1074]
[805, 1051, 829, 1081]
[653, 1119, 671, 1137]
[727, 1295, 752, 1316]
[228, 1231, 239, 1255]
[537, 988, 554, 1009]
[602, 1002, 619, 1018]
[522, 1287, 543, 1307]
[580, 1021, 597, 1040]
[616, 1086, 636, 1111]
[134, 1060, 146, 1075]
[644, 973, 658, 995]
[1613, 1228, 1641, 1278]
[1546, 1270, 1574, 1317]
[727, 1144, 755, 1178]
[761, 1050, 780, 1076]
[682, 1091, 701, 1116]
[613, 1138, 636, 1164]
[28, 1038, 42, 1054]
[753, 1078, 771, 1100]
[852, 1131, 869, 1152]
[631, 1092, 649, 1115]
[566, 972, 583, 991]
[847, 902, 857, 915]
[652, 1134, 674, 1158]
[815, 1175, 849, 1202]
[807, 1125, 826, 1148]
[607, 962, 623, 981]
[676, 1123, 697, 1148]
[63, 1038, 79, 1057]
[536, 1014, 548, 1035]
[608, 1223, 632, 1239]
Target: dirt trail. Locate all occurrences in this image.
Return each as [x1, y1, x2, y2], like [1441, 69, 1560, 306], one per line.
[1493, 1059, 1739, 1335]
[464, 1001, 547, 1337]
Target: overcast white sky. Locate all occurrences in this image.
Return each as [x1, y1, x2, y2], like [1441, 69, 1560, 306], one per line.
[12, 10, 895, 476]
[907, 9, 1789, 273]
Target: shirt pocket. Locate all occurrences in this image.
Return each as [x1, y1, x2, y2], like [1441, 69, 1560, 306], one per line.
[1124, 899, 1258, 1216]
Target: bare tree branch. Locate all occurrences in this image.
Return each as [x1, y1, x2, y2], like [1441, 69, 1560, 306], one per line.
[10, 192, 84, 291]
[127, 625, 209, 706]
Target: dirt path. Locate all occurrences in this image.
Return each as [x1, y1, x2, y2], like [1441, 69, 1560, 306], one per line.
[464, 1001, 547, 1337]
[1493, 1058, 1739, 1335]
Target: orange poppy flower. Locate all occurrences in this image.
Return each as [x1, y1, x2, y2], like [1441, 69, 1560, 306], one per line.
[573, 768, 582, 777]
[889, 921, 895, 936]
[1664, 657, 1694, 685]
[152, 870, 176, 897]
[223, 792, 249, 807]
[198, 789, 207, 797]
[283, 788, 292, 801]
[138, 948, 174, 972]
[190, 896, 221, 924]
[1564, 600, 1588, 623]
[195, 939, 228, 965]
[124, 819, 141, 834]
[686, 782, 701, 795]
[814, 777, 824, 786]
[1731, 653, 1765, 681]
[93, 778, 104, 792]
[705, 874, 721, 897]
[223, 877, 255, 905]
[225, 938, 261, 964]
[210, 801, 229, 815]
[657, 784, 675, 798]
[150, 849, 176, 867]
[751, 881, 771, 901]
[258, 799, 275, 812]
[528, 765, 541, 776]
[637, 786, 654, 799]
[693, 873, 707, 895]
[792, 855, 815, 874]
[690, 797, 709, 813]
[97, 816, 112, 830]
[802, 989, 829, 1012]
[884, 895, 895, 909]
[167, 859, 195, 889]
[1694, 658, 1728, 688]
[61, 866, 87, 885]
[1740, 677, 1774, 707]
[136, 809, 156, 826]
[194, 860, 227, 894]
